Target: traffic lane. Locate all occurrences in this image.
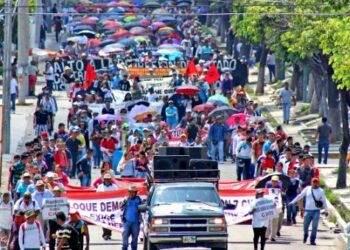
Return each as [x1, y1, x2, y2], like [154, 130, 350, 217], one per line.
[85, 221, 336, 249]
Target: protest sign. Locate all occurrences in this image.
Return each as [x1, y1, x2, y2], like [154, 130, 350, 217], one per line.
[42, 197, 69, 220]
[52, 59, 111, 90]
[51, 58, 240, 91]
[0, 207, 13, 230]
[253, 197, 277, 221]
[64, 184, 281, 232]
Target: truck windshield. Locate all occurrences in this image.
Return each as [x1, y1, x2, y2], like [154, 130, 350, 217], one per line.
[151, 186, 220, 206]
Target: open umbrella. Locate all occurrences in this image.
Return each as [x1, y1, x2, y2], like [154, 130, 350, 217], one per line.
[139, 19, 151, 26]
[130, 26, 150, 36]
[158, 43, 184, 51]
[118, 38, 137, 47]
[103, 22, 121, 30]
[192, 103, 216, 113]
[209, 106, 239, 119]
[75, 30, 96, 38]
[143, 1, 161, 8]
[124, 16, 138, 23]
[123, 21, 146, 30]
[176, 1, 191, 7]
[152, 8, 169, 15]
[134, 110, 158, 121]
[207, 94, 230, 106]
[108, 1, 135, 8]
[111, 30, 131, 40]
[226, 113, 251, 127]
[158, 16, 178, 25]
[81, 17, 98, 25]
[101, 43, 125, 54]
[134, 36, 149, 44]
[100, 38, 116, 47]
[128, 105, 157, 121]
[96, 114, 121, 122]
[151, 21, 166, 29]
[88, 38, 101, 47]
[107, 6, 126, 13]
[73, 25, 94, 32]
[255, 173, 291, 190]
[158, 26, 174, 32]
[127, 100, 150, 111]
[175, 86, 199, 96]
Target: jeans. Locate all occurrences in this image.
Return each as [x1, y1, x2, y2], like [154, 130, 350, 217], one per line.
[318, 138, 329, 164]
[46, 80, 53, 92]
[303, 210, 320, 244]
[282, 103, 291, 123]
[268, 64, 275, 83]
[286, 196, 297, 223]
[167, 121, 177, 129]
[122, 221, 140, 250]
[253, 227, 267, 250]
[80, 174, 91, 187]
[10, 93, 16, 111]
[211, 141, 224, 161]
[92, 144, 103, 167]
[70, 156, 78, 178]
[236, 158, 251, 180]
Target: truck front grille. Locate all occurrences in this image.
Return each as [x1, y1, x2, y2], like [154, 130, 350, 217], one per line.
[170, 227, 207, 232]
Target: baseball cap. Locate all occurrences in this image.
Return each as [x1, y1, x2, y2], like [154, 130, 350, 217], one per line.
[271, 175, 279, 181]
[312, 177, 319, 183]
[104, 173, 112, 179]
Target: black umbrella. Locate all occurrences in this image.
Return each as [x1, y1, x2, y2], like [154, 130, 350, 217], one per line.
[255, 173, 291, 190]
[127, 100, 151, 111]
[75, 30, 96, 38]
[208, 106, 239, 119]
[123, 21, 147, 30]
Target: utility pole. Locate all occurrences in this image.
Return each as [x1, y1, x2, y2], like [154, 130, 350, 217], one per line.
[1, 0, 13, 186]
[17, 0, 29, 104]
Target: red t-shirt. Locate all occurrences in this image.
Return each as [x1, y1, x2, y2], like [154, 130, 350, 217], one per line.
[100, 137, 118, 152]
[261, 157, 276, 170]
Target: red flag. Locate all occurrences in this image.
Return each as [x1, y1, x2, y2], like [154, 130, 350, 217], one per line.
[185, 59, 198, 76]
[84, 62, 97, 89]
[205, 63, 220, 85]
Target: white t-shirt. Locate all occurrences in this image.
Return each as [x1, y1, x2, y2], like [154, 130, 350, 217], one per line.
[147, 93, 158, 102]
[291, 186, 327, 210]
[97, 183, 117, 192]
[14, 198, 40, 212]
[45, 66, 54, 81]
[18, 221, 46, 250]
[250, 198, 269, 228]
[10, 78, 18, 94]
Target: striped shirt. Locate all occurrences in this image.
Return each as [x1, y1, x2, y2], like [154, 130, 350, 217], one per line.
[11, 162, 26, 187]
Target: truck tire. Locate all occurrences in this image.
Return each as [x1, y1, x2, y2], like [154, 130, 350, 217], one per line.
[143, 237, 157, 250]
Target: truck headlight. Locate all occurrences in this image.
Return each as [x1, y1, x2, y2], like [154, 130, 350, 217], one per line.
[209, 217, 226, 225]
[151, 218, 169, 225]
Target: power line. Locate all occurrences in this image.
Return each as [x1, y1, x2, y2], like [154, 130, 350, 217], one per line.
[4, 11, 347, 17]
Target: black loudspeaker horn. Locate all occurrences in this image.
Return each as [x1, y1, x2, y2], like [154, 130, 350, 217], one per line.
[189, 159, 219, 178]
[158, 146, 208, 159]
[158, 147, 187, 156]
[153, 155, 190, 179]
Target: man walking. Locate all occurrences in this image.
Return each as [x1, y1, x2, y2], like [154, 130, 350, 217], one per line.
[279, 82, 296, 124]
[315, 117, 332, 164]
[77, 149, 93, 187]
[10, 72, 18, 114]
[165, 100, 178, 129]
[289, 177, 327, 245]
[121, 186, 142, 250]
[209, 116, 227, 163]
[18, 210, 46, 250]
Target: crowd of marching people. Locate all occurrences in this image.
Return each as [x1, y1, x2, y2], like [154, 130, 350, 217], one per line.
[0, 0, 333, 249]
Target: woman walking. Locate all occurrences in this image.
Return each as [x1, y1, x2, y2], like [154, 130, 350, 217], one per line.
[249, 189, 269, 250]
